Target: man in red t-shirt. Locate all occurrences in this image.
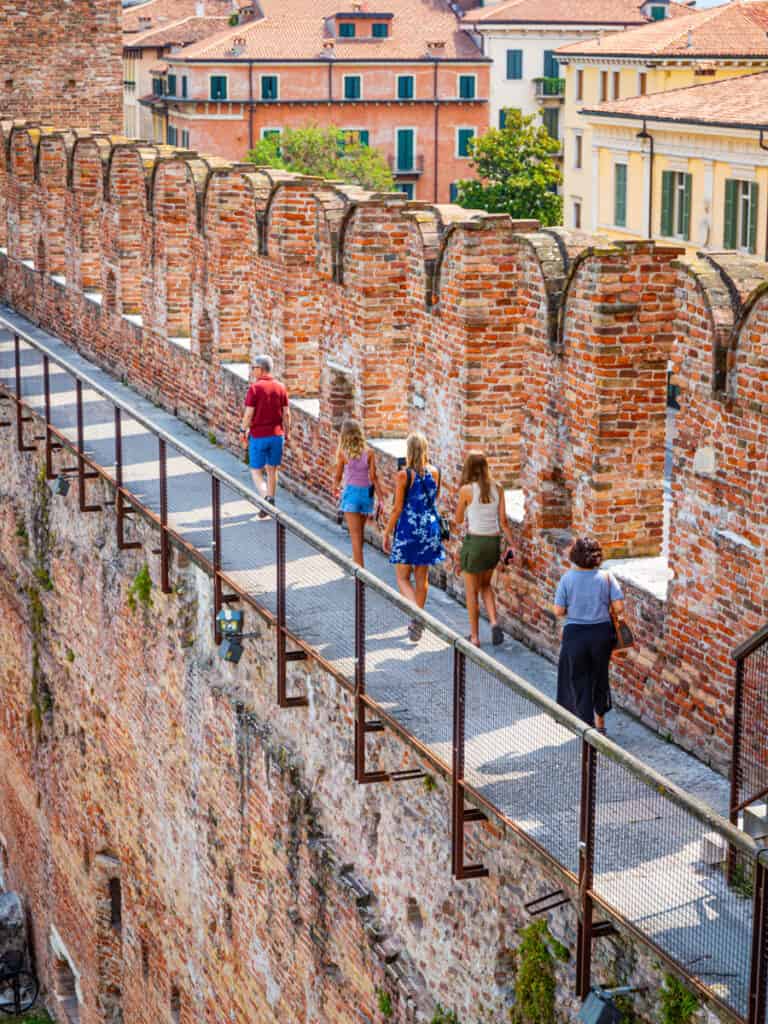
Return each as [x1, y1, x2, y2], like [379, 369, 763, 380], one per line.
[240, 355, 290, 515]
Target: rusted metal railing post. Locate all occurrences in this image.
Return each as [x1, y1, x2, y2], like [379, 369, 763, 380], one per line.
[748, 857, 768, 1024]
[275, 517, 308, 707]
[114, 407, 140, 551]
[157, 438, 171, 594]
[75, 379, 99, 512]
[451, 648, 488, 880]
[728, 655, 746, 883]
[42, 356, 59, 479]
[576, 739, 598, 999]
[212, 476, 223, 644]
[353, 576, 387, 783]
[14, 333, 35, 452]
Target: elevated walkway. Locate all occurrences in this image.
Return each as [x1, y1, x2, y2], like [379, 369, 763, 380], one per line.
[0, 306, 764, 1024]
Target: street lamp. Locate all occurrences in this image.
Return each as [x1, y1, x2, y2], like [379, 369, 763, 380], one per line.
[579, 987, 638, 1024]
[216, 609, 262, 665]
[48, 473, 70, 497]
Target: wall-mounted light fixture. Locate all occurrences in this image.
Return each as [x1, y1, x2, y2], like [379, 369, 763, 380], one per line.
[579, 987, 639, 1024]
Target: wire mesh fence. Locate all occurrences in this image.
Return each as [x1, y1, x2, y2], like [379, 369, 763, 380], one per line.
[463, 655, 582, 875]
[1, 317, 767, 1022]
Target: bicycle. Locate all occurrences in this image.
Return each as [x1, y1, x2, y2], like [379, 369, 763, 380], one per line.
[0, 950, 39, 1015]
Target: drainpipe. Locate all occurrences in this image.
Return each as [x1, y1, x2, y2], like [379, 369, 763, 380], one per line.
[432, 57, 439, 203]
[636, 119, 655, 240]
[248, 60, 254, 151]
[759, 127, 768, 259]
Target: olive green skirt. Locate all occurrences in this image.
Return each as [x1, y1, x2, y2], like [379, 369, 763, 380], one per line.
[460, 534, 501, 574]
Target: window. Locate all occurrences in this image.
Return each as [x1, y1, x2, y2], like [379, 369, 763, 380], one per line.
[372, 22, 388, 36]
[612, 71, 620, 99]
[109, 878, 122, 930]
[574, 133, 582, 169]
[573, 199, 582, 229]
[152, 78, 163, 97]
[651, 4, 666, 18]
[396, 183, 414, 199]
[600, 70, 608, 101]
[459, 74, 476, 100]
[343, 75, 361, 99]
[542, 107, 559, 141]
[638, 72, 647, 95]
[457, 127, 474, 157]
[339, 21, 355, 37]
[576, 69, 584, 101]
[181, 75, 188, 98]
[342, 128, 369, 147]
[660, 170, 692, 240]
[261, 75, 278, 100]
[614, 162, 627, 227]
[166, 124, 177, 146]
[397, 74, 414, 99]
[543, 50, 559, 79]
[167, 74, 176, 96]
[262, 127, 281, 140]
[210, 75, 227, 100]
[396, 128, 415, 171]
[506, 49, 523, 80]
[181, 129, 190, 148]
[724, 179, 758, 253]
[449, 182, 459, 202]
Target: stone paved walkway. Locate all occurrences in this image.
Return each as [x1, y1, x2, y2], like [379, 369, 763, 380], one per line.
[0, 314, 757, 1020]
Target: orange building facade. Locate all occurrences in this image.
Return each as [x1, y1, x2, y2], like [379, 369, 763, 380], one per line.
[143, 1, 490, 203]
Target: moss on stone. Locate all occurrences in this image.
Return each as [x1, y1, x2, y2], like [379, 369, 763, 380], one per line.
[509, 919, 569, 1024]
[376, 987, 393, 1018]
[658, 973, 699, 1024]
[431, 1006, 460, 1024]
[127, 564, 153, 612]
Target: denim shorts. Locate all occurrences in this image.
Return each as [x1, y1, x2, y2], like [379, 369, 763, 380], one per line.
[249, 434, 284, 470]
[340, 484, 374, 516]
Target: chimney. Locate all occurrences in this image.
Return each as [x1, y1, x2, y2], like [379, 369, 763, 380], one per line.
[426, 39, 447, 52]
[195, 1, 205, 14]
[686, 27, 693, 47]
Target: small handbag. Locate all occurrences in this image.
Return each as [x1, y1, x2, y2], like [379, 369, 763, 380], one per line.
[605, 572, 634, 654]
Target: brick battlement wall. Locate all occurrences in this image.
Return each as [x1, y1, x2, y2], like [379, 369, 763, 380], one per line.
[0, 5, 122, 133]
[1, 123, 767, 776]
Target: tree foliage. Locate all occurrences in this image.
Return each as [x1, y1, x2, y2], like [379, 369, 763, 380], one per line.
[247, 124, 394, 191]
[454, 108, 562, 225]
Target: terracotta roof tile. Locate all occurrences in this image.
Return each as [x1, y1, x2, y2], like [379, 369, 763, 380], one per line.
[123, 0, 233, 35]
[463, 0, 692, 26]
[123, 15, 231, 49]
[170, 0, 484, 62]
[557, 0, 768, 57]
[581, 67, 768, 126]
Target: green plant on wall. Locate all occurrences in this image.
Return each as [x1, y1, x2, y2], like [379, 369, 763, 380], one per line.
[509, 919, 570, 1023]
[431, 1006, 460, 1024]
[127, 564, 153, 612]
[376, 987, 393, 1018]
[658, 973, 699, 1024]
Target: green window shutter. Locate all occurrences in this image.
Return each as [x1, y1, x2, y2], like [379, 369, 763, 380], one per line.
[680, 173, 692, 240]
[457, 128, 474, 157]
[261, 76, 278, 100]
[181, 76, 188, 98]
[749, 182, 759, 253]
[506, 49, 522, 80]
[459, 75, 476, 99]
[723, 179, 737, 248]
[498, 108, 507, 129]
[167, 74, 176, 96]
[359, 129, 369, 146]
[543, 50, 559, 78]
[450, 182, 459, 202]
[542, 108, 559, 140]
[339, 22, 355, 36]
[397, 129, 414, 170]
[397, 75, 413, 99]
[660, 170, 674, 236]
[211, 76, 227, 100]
[651, 5, 666, 19]
[344, 76, 360, 99]
[372, 22, 388, 36]
[614, 164, 627, 227]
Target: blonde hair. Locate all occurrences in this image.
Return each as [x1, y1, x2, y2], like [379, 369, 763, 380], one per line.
[337, 418, 366, 461]
[461, 451, 493, 504]
[406, 431, 428, 475]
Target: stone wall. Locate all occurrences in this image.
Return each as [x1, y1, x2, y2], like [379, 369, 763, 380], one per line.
[0, 2, 122, 133]
[1, 122, 768, 776]
[0, 420, 728, 1024]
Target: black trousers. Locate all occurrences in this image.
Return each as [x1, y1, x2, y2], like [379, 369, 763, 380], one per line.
[557, 621, 615, 726]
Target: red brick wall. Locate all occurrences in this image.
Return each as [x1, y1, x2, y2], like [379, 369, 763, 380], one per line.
[2, 121, 768, 774]
[0, 0, 122, 132]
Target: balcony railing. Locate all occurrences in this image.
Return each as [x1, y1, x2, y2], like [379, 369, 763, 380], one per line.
[387, 153, 424, 176]
[534, 76, 565, 99]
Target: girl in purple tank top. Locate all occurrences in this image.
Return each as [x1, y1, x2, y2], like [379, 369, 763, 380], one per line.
[333, 419, 384, 567]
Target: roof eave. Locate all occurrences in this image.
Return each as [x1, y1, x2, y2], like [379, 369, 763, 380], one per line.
[582, 109, 768, 132]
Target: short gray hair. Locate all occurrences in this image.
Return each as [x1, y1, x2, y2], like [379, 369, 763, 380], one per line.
[254, 354, 273, 373]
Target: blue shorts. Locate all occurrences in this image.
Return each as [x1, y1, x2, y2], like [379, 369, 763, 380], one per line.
[249, 434, 284, 470]
[340, 484, 374, 516]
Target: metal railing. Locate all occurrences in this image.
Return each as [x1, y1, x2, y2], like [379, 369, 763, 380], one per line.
[534, 76, 566, 98]
[1, 305, 767, 1022]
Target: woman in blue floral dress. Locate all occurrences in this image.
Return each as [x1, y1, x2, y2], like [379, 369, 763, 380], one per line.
[383, 432, 445, 641]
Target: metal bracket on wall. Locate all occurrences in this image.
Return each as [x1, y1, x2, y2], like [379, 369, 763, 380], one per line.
[525, 890, 571, 916]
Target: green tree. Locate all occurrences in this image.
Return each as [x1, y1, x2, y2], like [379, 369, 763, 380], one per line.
[454, 108, 562, 225]
[247, 124, 394, 191]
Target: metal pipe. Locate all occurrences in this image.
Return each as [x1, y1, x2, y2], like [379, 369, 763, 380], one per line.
[248, 61, 254, 152]
[158, 437, 171, 594]
[636, 119, 655, 240]
[760, 129, 768, 260]
[212, 475, 222, 644]
[576, 740, 598, 999]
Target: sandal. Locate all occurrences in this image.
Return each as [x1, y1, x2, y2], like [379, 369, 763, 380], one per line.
[407, 620, 424, 642]
[465, 634, 481, 648]
[491, 624, 504, 646]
